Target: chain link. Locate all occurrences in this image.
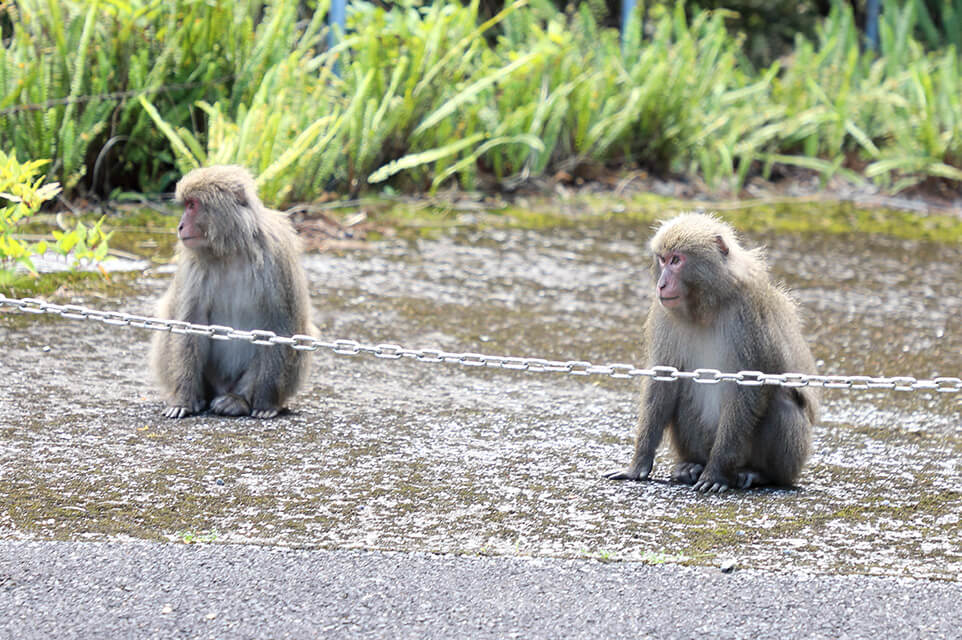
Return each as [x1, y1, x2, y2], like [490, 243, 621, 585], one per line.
[1, 294, 960, 393]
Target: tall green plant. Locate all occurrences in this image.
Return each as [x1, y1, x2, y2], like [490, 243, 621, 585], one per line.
[0, 0, 112, 188]
[3, 0, 961, 199]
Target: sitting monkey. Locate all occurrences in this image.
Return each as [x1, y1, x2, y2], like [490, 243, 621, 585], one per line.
[607, 213, 819, 492]
[150, 165, 313, 419]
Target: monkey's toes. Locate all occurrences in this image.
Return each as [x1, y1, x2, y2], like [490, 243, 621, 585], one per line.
[692, 477, 730, 493]
[736, 469, 767, 489]
[211, 394, 251, 416]
[671, 462, 704, 485]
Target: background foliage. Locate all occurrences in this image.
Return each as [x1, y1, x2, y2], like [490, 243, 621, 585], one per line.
[1, 0, 961, 205]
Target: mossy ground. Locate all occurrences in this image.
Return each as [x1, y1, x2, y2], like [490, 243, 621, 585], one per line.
[1, 197, 959, 579]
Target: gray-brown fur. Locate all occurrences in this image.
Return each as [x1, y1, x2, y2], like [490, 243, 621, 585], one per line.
[606, 213, 819, 492]
[149, 165, 313, 419]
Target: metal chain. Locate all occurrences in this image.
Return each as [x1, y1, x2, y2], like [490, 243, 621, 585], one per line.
[1, 294, 960, 393]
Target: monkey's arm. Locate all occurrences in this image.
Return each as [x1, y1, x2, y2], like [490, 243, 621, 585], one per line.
[153, 284, 211, 418]
[161, 334, 210, 418]
[605, 377, 678, 481]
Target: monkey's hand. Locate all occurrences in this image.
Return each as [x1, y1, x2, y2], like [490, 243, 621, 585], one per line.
[163, 402, 203, 419]
[164, 405, 191, 419]
[162, 393, 206, 418]
[603, 458, 653, 481]
[251, 407, 280, 419]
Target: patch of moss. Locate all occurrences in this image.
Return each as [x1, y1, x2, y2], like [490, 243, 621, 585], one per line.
[717, 201, 962, 242]
[0, 269, 139, 298]
[396, 193, 962, 244]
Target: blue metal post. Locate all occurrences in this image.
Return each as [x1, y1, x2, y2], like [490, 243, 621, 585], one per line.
[329, 0, 346, 76]
[329, 0, 346, 49]
[621, 0, 637, 48]
[865, 0, 880, 51]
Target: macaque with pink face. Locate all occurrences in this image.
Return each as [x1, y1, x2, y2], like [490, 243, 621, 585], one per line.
[150, 165, 313, 419]
[606, 213, 819, 492]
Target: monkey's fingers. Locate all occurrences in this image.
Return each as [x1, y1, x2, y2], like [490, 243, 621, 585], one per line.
[736, 469, 767, 489]
[603, 468, 640, 481]
[163, 405, 193, 419]
[251, 408, 280, 419]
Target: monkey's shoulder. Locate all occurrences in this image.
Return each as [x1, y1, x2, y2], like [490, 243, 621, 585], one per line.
[738, 281, 801, 321]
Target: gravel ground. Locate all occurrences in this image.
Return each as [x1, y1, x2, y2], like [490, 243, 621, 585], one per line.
[2, 541, 959, 639]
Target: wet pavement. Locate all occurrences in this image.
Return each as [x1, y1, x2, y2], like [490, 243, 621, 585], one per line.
[1, 214, 960, 582]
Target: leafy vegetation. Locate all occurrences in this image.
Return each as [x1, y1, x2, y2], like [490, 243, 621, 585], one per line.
[1, 0, 961, 205]
[0, 151, 111, 275]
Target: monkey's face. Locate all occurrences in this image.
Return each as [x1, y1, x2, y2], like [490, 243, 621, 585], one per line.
[178, 198, 208, 250]
[655, 250, 687, 311]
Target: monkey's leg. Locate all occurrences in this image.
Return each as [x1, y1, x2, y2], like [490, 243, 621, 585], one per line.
[227, 348, 288, 419]
[747, 388, 812, 487]
[692, 387, 766, 493]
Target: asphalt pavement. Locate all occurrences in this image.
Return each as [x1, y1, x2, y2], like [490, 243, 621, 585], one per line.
[2, 541, 959, 639]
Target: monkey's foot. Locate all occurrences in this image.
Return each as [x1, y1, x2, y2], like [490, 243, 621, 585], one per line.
[692, 470, 731, 493]
[211, 393, 251, 417]
[671, 462, 704, 485]
[735, 469, 768, 489]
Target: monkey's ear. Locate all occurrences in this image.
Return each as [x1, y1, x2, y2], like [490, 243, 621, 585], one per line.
[714, 234, 729, 256]
[231, 183, 250, 207]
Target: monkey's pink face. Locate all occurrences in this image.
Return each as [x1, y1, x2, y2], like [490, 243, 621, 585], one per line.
[178, 198, 208, 249]
[656, 251, 686, 309]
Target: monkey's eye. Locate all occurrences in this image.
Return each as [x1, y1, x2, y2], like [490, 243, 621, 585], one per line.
[669, 254, 681, 266]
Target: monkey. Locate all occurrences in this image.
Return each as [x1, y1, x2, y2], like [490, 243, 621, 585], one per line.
[605, 212, 819, 492]
[149, 165, 314, 419]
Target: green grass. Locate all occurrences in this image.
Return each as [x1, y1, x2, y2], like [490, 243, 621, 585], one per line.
[1, 0, 961, 204]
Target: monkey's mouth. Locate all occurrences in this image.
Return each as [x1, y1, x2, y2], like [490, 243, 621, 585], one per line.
[659, 296, 682, 308]
[179, 235, 205, 248]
